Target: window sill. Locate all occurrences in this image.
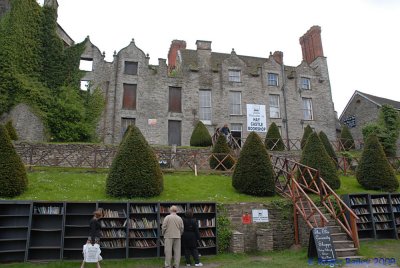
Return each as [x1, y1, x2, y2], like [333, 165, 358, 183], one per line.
[230, 114, 243, 116]
[270, 117, 281, 119]
[200, 120, 212, 125]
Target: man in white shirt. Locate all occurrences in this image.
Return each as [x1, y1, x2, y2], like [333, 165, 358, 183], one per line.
[81, 240, 102, 268]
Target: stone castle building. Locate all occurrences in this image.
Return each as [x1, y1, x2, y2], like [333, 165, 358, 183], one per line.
[1, 1, 337, 146]
[81, 26, 337, 146]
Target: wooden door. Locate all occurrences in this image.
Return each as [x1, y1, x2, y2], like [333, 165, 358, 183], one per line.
[168, 121, 181, 146]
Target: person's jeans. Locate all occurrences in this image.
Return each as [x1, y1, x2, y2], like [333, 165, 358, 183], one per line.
[184, 247, 200, 264]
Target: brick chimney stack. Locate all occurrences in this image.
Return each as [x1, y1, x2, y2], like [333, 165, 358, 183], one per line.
[168, 40, 186, 71]
[272, 51, 283, 65]
[299, 25, 324, 64]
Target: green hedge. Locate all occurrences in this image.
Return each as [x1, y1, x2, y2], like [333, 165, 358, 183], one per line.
[319, 131, 337, 164]
[210, 134, 235, 170]
[5, 120, 18, 140]
[106, 125, 163, 197]
[301, 125, 313, 150]
[340, 125, 355, 151]
[232, 132, 275, 196]
[265, 122, 284, 151]
[190, 121, 212, 147]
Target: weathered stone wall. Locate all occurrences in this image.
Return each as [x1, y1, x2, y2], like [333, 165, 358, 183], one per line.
[223, 202, 294, 252]
[0, 104, 46, 142]
[0, 0, 10, 18]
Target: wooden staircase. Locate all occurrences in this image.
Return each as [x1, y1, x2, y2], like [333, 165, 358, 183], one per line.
[272, 156, 360, 259]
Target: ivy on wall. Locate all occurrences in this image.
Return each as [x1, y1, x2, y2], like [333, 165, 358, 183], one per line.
[0, 0, 104, 142]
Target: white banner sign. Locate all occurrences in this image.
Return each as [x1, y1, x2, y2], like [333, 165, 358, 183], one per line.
[252, 209, 269, 223]
[246, 104, 267, 132]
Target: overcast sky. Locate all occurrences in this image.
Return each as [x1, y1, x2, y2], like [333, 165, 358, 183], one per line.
[50, 0, 400, 116]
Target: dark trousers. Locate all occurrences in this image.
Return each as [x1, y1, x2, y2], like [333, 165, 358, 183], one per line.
[184, 247, 200, 264]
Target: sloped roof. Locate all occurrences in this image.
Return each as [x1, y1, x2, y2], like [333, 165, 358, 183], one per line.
[358, 91, 400, 110]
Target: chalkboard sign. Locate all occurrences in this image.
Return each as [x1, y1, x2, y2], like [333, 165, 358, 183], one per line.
[307, 227, 336, 260]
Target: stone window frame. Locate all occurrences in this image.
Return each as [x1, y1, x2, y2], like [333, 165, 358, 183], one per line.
[228, 69, 241, 83]
[302, 97, 314, 120]
[267, 73, 279, 86]
[124, 61, 138, 75]
[199, 89, 212, 125]
[229, 91, 242, 115]
[269, 94, 281, 118]
[300, 77, 311, 90]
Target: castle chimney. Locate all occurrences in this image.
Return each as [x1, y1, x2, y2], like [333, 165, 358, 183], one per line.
[196, 40, 212, 51]
[44, 0, 59, 17]
[272, 51, 283, 65]
[299, 26, 324, 64]
[167, 40, 186, 71]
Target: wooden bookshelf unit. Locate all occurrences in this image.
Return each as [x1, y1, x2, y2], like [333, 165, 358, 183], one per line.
[0, 201, 217, 263]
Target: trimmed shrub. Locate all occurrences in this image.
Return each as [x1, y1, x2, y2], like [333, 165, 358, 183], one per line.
[301, 125, 313, 149]
[319, 131, 337, 164]
[356, 135, 399, 192]
[300, 132, 340, 190]
[265, 122, 284, 151]
[190, 121, 212, 147]
[340, 125, 355, 151]
[5, 120, 18, 140]
[232, 132, 275, 196]
[0, 124, 28, 197]
[106, 125, 163, 197]
[210, 135, 235, 170]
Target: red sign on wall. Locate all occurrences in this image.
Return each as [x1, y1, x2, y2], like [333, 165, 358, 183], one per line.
[242, 213, 252, 224]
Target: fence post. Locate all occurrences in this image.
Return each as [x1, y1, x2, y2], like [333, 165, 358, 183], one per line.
[94, 147, 97, 171]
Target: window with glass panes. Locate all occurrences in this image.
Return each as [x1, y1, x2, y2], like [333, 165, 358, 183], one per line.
[230, 91, 242, 115]
[199, 90, 212, 124]
[302, 98, 313, 120]
[269, 94, 280, 118]
[267, 73, 278, 86]
[301, 77, 311, 90]
[228, 70, 241, 82]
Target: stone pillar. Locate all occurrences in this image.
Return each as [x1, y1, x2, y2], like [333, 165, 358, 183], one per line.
[230, 231, 244, 253]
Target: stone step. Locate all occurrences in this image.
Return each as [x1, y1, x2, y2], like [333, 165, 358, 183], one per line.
[326, 226, 342, 233]
[335, 247, 359, 258]
[333, 240, 355, 249]
[330, 233, 350, 241]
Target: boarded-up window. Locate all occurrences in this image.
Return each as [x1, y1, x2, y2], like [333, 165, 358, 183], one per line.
[122, 84, 137, 110]
[169, 87, 182, 113]
[124, 61, 138, 75]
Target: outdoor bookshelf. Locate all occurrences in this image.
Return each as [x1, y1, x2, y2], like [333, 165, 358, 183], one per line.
[0, 201, 31, 262]
[344, 194, 399, 240]
[0, 201, 217, 263]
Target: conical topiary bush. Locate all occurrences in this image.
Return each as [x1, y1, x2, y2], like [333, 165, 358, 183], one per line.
[210, 134, 235, 170]
[319, 131, 338, 165]
[300, 132, 340, 190]
[5, 120, 18, 141]
[106, 125, 163, 197]
[190, 121, 212, 147]
[356, 135, 399, 192]
[232, 132, 275, 196]
[0, 124, 28, 197]
[265, 122, 284, 151]
[301, 125, 313, 150]
[340, 125, 355, 151]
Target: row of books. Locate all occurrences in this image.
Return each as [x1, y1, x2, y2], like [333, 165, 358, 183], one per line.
[160, 205, 186, 213]
[372, 206, 389, 213]
[103, 209, 127, 218]
[356, 215, 370, 223]
[375, 223, 392, 230]
[393, 206, 400, 213]
[129, 239, 157, 248]
[101, 219, 125, 228]
[130, 205, 157, 214]
[197, 239, 216, 248]
[374, 214, 391, 222]
[371, 197, 388, 205]
[128, 218, 157, 229]
[350, 197, 367, 205]
[191, 205, 215, 213]
[100, 239, 126, 248]
[198, 219, 215, 228]
[392, 197, 400, 205]
[353, 207, 369, 215]
[396, 217, 400, 225]
[199, 229, 215, 237]
[101, 229, 126, 238]
[129, 230, 157, 238]
[34, 206, 63, 215]
[357, 223, 371, 230]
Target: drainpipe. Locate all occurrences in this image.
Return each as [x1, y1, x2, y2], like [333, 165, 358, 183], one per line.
[112, 51, 119, 144]
[281, 62, 290, 150]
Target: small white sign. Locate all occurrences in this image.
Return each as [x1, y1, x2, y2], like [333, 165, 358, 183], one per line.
[148, 119, 157, 126]
[252, 209, 269, 223]
[246, 104, 267, 132]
